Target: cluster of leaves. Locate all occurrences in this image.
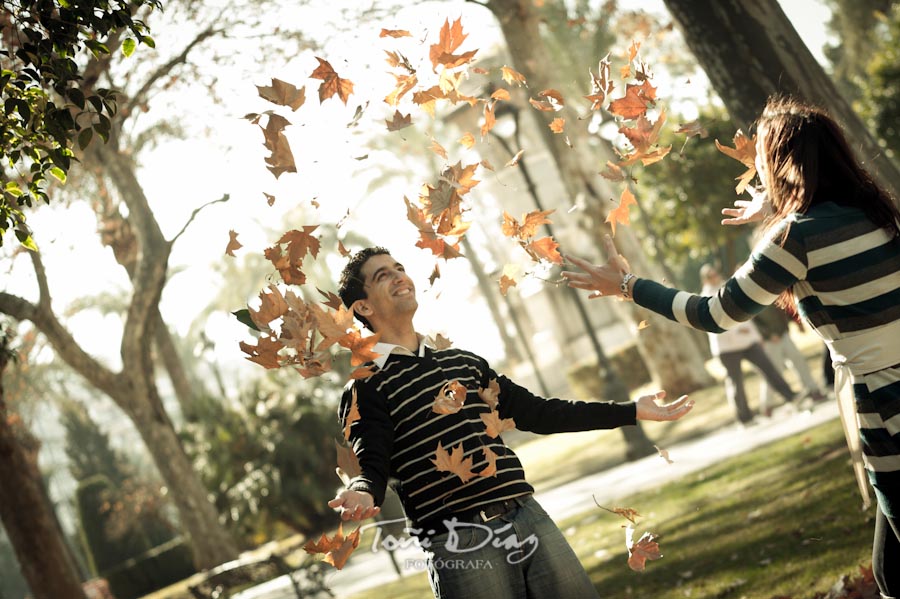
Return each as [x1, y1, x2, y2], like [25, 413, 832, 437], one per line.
[0, 0, 160, 247]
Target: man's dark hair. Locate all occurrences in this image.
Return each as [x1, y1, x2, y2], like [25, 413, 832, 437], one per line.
[338, 246, 390, 330]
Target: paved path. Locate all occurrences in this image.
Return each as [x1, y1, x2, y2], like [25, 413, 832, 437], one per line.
[235, 399, 840, 599]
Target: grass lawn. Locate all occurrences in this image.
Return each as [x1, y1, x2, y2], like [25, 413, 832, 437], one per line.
[346, 417, 875, 599]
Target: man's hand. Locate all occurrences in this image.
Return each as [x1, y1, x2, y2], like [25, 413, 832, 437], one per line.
[634, 390, 694, 422]
[328, 489, 381, 521]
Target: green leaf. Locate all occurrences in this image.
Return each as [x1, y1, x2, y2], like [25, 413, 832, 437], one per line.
[4, 181, 22, 197]
[14, 229, 38, 251]
[141, 35, 156, 49]
[122, 38, 136, 57]
[68, 87, 85, 109]
[232, 309, 260, 331]
[49, 167, 67, 183]
[77, 128, 93, 150]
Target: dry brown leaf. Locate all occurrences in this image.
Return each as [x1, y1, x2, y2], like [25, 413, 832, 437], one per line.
[481, 101, 496, 138]
[310, 57, 354, 105]
[715, 130, 757, 194]
[433, 380, 468, 414]
[431, 441, 476, 483]
[477, 379, 501, 410]
[225, 230, 242, 257]
[429, 138, 448, 159]
[459, 132, 475, 148]
[260, 113, 296, 179]
[501, 65, 527, 87]
[480, 410, 516, 438]
[502, 209, 554, 240]
[626, 526, 663, 572]
[606, 188, 638, 236]
[343, 389, 361, 440]
[499, 274, 516, 296]
[239, 336, 283, 370]
[490, 88, 511, 101]
[429, 17, 478, 71]
[257, 78, 306, 111]
[339, 331, 382, 366]
[386, 110, 412, 131]
[303, 522, 361, 570]
[505, 149, 525, 167]
[549, 117, 565, 133]
[526, 236, 563, 264]
[433, 333, 453, 349]
[478, 446, 500, 478]
[380, 28, 412, 38]
[334, 439, 361, 481]
[608, 80, 657, 120]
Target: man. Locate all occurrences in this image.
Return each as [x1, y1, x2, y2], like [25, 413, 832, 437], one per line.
[328, 247, 693, 598]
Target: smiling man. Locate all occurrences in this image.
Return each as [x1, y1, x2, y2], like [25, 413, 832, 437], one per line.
[328, 246, 693, 599]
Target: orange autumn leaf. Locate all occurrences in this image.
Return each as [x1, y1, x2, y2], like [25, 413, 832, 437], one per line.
[339, 330, 381, 366]
[303, 522, 361, 570]
[239, 335, 283, 369]
[334, 439, 361, 482]
[317, 287, 343, 310]
[433, 380, 468, 415]
[606, 188, 638, 236]
[259, 113, 296, 179]
[429, 138, 448, 159]
[225, 230, 242, 257]
[459, 132, 475, 148]
[594, 499, 642, 524]
[526, 236, 563, 264]
[585, 53, 613, 110]
[431, 441, 476, 483]
[549, 117, 565, 133]
[249, 284, 289, 331]
[348, 365, 377, 380]
[433, 333, 452, 349]
[638, 320, 650, 330]
[618, 109, 669, 166]
[479, 446, 500, 478]
[675, 119, 708, 139]
[715, 130, 757, 194]
[654, 444, 673, 464]
[490, 88, 511, 101]
[264, 244, 305, 285]
[310, 57, 354, 105]
[626, 526, 663, 572]
[337, 239, 351, 257]
[600, 161, 626, 182]
[257, 78, 306, 111]
[477, 379, 500, 409]
[499, 274, 516, 296]
[501, 209, 554, 240]
[429, 17, 478, 71]
[501, 65, 527, 87]
[608, 80, 657, 120]
[343, 388, 361, 440]
[311, 303, 354, 352]
[385, 72, 418, 106]
[379, 28, 412, 38]
[277, 225, 321, 262]
[481, 101, 496, 138]
[480, 410, 516, 438]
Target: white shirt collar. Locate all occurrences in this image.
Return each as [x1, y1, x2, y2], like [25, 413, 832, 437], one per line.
[371, 334, 435, 369]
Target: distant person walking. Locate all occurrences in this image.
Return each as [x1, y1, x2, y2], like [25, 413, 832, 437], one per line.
[699, 263, 796, 424]
[562, 96, 900, 598]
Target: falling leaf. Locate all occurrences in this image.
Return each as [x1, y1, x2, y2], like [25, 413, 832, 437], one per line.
[626, 40, 641, 62]
[248, 284, 289, 330]
[428, 263, 441, 286]
[433, 333, 452, 349]
[501, 65, 527, 86]
[499, 274, 517, 296]
[477, 379, 501, 410]
[505, 149, 525, 167]
[257, 78, 306, 111]
[260, 113, 296, 179]
[626, 525, 663, 572]
[386, 110, 412, 131]
[675, 120, 708, 139]
[429, 138, 448, 159]
[343, 388, 361, 440]
[654, 444, 673, 464]
[606, 188, 637, 236]
[304, 522, 361, 570]
[490, 88, 511, 101]
[585, 53, 613, 110]
[264, 192, 276, 206]
[480, 158, 495, 171]
[380, 28, 412, 38]
[337, 239, 351, 257]
[472, 66, 489, 75]
[638, 320, 650, 330]
[481, 101, 496, 138]
[385, 72, 417, 106]
[431, 441, 476, 483]
[334, 439, 361, 481]
[225, 230, 242, 257]
[608, 80, 657, 120]
[310, 57, 354, 105]
[594, 499, 642, 524]
[239, 336, 283, 369]
[480, 410, 516, 438]
[348, 365, 377, 380]
[317, 287, 343, 310]
[429, 17, 478, 71]
[549, 117, 565, 133]
[600, 161, 625, 182]
[618, 109, 670, 166]
[459, 132, 475, 148]
[433, 380, 468, 415]
[715, 130, 757, 194]
[479, 446, 500, 478]
[311, 303, 354, 352]
[502, 209, 554, 240]
[339, 331, 382, 366]
[526, 236, 563, 264]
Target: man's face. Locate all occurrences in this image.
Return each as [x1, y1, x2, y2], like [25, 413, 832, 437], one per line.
[356, 253, 417, 325]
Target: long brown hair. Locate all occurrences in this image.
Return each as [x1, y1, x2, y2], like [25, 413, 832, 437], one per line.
[757, 95, 900, 238]
[755, 96, 900, 308]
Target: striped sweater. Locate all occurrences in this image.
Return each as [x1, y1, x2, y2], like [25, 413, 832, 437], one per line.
[339, 346, 636, 530]
[633, 201, 900, 514]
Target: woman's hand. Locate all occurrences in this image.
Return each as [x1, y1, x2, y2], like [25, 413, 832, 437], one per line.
[721, 189, 771, 226]
[561, 235, 631, 299]
[634, 390, 694, 422]
[328, 489, 381, 521]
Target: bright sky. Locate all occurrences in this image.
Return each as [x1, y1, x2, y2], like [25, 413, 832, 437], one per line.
[4, 0, 834, 385]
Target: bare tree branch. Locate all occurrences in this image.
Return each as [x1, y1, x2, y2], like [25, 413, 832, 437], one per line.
[171, 193, 230, 244]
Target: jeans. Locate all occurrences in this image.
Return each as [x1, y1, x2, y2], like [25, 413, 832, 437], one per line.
[874, 504, 900, 597]
[424, 495, 598, 599]
[718, 343, 794, 423]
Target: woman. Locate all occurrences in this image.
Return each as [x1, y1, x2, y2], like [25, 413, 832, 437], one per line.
[562, 95, 900, 597]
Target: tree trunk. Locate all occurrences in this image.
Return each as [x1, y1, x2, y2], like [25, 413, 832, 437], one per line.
[663, 0, 900, 202]
[0, 342, 87, 599]
[487, 0, 714, 397]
